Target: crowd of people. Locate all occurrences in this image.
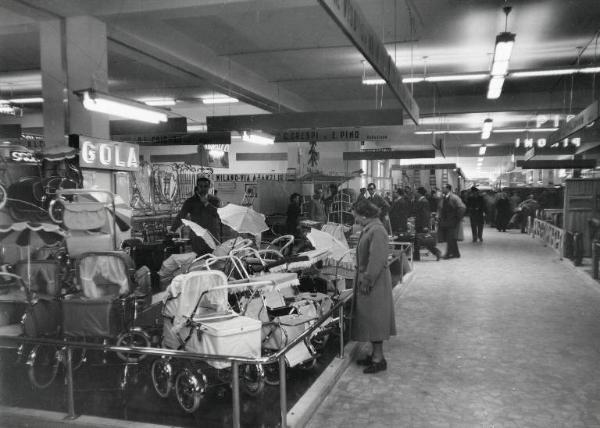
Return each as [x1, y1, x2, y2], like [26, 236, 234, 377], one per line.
[168, 176, 547, 376]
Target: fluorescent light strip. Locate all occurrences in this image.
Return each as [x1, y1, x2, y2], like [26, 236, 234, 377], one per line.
[201, 95, 239, 104]
[414, 130, 479, 135]
[487, 76, 505, 99]
[427, 74, 489, 82]
[82, 91, 167, 124]
[7, 97, 43, 103]
[511, 69, 578, 78]
[187, 124, 207, 132]
[481, 119, 493, 140]
[362, 77, 386, 85]
[140, 98, 176, 106]
[493, 127, 558, 133]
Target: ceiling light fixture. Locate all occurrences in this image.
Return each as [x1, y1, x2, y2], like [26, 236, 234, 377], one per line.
[7, 97, 44, 104]
[493, 127, 558, 133]
[487, 76, 505, 99]
[77, 89, 168, 124]
[487, 7, 515, 100]
[362, 77, 386, 85]
[414, 130, 480, 135]
[242, 131, 274, 145]
[139, 98, 176, 106]
[481, 119, 493, 140]
[201, 95, 239, 104]
[479, 145, 487, 156]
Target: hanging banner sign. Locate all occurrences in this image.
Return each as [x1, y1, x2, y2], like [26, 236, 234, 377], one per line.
[517, 159, 597, 169]
[78, 136, 139, 171]
[275, 127, 391, 143]
[318, 0, 419, 124]
[391, 163, 457, 170]
[547, 100, 599, 144]
[343, 150, 434, 160]
[113, 131, 231, 146]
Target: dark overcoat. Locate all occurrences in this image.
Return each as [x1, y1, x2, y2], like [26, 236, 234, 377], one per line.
[351, 218, 397, 342]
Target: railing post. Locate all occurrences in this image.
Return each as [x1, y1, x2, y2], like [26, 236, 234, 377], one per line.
[64, 346, 77, 420]
[338, 304, 345, 359]
[279, 356, 287, 428]
[231, 361, 241, 428]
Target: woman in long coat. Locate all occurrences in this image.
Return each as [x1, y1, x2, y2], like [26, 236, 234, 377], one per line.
[351, 199, 397, 374]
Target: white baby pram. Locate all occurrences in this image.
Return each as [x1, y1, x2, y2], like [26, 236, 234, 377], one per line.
[151, 269, 268, 413]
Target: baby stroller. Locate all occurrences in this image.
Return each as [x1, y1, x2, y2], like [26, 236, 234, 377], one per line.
[49, 188, 129, 256]
[151, 269, 265, 413]
[25, 251, 152, 389]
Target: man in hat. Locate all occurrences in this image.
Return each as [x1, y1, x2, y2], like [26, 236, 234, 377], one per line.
[467, 186, 486, 243]
[171, 176, 221, 255]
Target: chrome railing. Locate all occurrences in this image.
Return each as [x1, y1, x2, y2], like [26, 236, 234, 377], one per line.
[0, 289, 353, 428]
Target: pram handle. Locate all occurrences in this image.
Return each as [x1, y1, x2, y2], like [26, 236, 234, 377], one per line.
[189, 254, 251, 280]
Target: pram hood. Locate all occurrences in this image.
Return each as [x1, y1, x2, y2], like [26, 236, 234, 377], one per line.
[164, 270, 230, 335]
[76, 252, 134, 298]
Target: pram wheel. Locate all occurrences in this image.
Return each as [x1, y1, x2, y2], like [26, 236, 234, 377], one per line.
[27, 344, 60, 389]
[239, 363, 265, 397]
[116, 329, 151, 362]
[175, 367, 207, 413]
[310, 331, 330, 352]
[263, 361, 280, 386]
[151, 357, 173, 398]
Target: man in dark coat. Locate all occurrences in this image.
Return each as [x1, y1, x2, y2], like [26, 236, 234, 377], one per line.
[439, 184, 466, 259]
[366, 183, 390, 227]
[171, 177, 221, 256]
[389, 188, 410, 234]
[467, 186, 486, 243]
[414, 187, 441, 261]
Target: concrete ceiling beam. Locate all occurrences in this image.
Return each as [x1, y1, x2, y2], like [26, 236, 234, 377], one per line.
[106, 21, 312, 113]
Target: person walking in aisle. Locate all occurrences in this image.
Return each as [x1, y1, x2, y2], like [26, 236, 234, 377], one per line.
[351, 199, 396, 374]
[466, 186, 486, 242]
[414, 187, 442, 261]
[439, 184, 466, 259]
[518, 194, 539, 233]
[495, 191, 511, 232]
[389, 188, 410, 234]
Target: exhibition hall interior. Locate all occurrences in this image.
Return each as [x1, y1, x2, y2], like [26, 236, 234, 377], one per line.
[1, 1, 600, 427]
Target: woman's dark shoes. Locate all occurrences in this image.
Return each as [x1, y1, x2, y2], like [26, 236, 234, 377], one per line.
[356, 355, 373, 366]
[363, 358, 387, 374]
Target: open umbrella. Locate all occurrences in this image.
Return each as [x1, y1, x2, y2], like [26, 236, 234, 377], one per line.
[307, 227, 349, 260]
[217, 203, 269, 236]
[181, 219, 219, 250]
[0, 221, 66, 288]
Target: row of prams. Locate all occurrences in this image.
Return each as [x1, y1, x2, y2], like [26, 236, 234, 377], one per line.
[0, 250, 344, 413]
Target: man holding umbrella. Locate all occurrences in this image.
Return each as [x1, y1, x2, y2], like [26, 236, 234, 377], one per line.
[171, 177, 221, 256]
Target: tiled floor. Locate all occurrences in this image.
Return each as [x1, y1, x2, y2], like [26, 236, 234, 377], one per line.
[307, 226, 600, 428]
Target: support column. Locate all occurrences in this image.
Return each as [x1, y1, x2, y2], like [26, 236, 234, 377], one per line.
[65, 15, 109, 139]
[40, 16, 109, 149]
[40, 19, 67, 150]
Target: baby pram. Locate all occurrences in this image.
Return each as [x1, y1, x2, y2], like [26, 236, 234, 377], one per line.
[151, 269, 267, 413]
[49, 189, 129, 256]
